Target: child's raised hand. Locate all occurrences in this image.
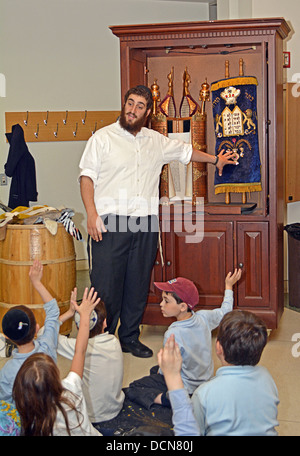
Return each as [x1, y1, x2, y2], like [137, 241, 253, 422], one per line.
[70, 287, 77, 313]
[73, 287, 100, 318]
[225, 268, 242, 290]
[157, 334, 184, 391]
[29, 259, 43, 284]
[68, 287, 78, 315]
[158, 334, 182, 377]
[70, 287, 101, 379]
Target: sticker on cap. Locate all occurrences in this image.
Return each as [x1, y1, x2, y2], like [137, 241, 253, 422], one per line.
[168, 279, 177, 284]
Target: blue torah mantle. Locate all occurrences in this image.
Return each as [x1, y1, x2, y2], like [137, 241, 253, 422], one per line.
[211, 76, 262, 195]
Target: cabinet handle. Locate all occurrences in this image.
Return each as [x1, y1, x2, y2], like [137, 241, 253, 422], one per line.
[238, 262, 244, 268]
[167, 261, 171, 266]
[155, 260, 160, 265]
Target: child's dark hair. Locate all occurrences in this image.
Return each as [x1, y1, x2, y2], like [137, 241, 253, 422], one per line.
[89, 300, 107, 338]
[166, 291, 192, 312]
[217, 310, 268, 366]
[3, 305, 37, 346]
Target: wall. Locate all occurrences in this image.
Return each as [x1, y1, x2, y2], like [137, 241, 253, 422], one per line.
[252, 0, 300, 285]
[1, 0, 299, 275]
[0, 0, 209, 264]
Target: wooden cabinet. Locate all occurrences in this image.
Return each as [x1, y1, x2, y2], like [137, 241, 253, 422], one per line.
[236, 222, 270, 309]
[111, 18, 290, 328]
[163, 218, 234, 306]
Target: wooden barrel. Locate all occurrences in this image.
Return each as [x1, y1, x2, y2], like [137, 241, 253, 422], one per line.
[0, 224, 76, 335]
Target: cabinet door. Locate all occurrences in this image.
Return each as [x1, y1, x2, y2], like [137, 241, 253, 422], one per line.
[142, 240, 166, 326]
[237, 222, 269, 308]
[147, 249, 163, 303]
[164, 220, 234, 308]
[129, 49, 147, 89]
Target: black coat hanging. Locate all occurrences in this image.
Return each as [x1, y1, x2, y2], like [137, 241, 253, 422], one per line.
[5, 124, 38, 209]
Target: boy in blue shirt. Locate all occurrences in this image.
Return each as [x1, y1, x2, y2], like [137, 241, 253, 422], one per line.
[0, 260, 60, 403]
[159, 310, 279, 436]
[125, 269, 241, 409]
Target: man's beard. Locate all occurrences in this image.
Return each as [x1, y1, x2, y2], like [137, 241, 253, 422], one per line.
[119, 106, 149, 135]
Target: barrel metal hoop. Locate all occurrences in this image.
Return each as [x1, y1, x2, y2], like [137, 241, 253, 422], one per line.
[0, 256, 76, 266]
[0, 300, 70, 309]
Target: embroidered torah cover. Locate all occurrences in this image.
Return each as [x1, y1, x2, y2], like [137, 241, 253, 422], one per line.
[211, 76, 262, 195]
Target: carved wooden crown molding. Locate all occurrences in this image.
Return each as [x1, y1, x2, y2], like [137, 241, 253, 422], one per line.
[110, 18, 290, 42]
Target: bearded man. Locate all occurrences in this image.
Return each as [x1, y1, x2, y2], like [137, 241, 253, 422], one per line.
[79, 85, 234, 358]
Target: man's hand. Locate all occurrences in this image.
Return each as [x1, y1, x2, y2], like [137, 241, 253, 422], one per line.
[80, 176, 107, 242]
[190, 147, 238, 177]
[87, 214, 107, 242]
[216, 149, 239, 176]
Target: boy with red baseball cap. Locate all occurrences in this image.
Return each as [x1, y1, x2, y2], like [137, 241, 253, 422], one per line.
[125, 269, 241, 410]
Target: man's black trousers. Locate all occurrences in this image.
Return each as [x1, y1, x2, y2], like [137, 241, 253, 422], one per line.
[88, 214, 159, 343]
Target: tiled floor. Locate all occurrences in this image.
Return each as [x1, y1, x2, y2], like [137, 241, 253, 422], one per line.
[1, 270, 300, 436]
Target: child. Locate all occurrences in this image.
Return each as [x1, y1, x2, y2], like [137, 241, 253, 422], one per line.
[159, 311, 279, 436]
[0, 259, 60, 403]
[57, 289, 124, 424]
[12, 287, 102, 436]
[125, 269, 241, 409]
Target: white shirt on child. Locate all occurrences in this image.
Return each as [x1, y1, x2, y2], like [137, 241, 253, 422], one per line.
[53, 371, 101, 436]
[57, 331, 124, 423]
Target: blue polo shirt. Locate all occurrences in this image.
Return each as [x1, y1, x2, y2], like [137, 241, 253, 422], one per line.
[192, 365, 279, 436]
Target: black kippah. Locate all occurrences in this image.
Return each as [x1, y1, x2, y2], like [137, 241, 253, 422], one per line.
[136, 85, 152, 98]
[2, 308, 31, 342]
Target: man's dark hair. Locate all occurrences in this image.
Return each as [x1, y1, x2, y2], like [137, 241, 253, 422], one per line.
[217, 310, 268, 366]
[124, 85, 153, 112]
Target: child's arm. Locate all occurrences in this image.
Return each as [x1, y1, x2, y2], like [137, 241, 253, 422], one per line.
[158, 335, 200, 436]
[29, 259, 53, 304]
[198, 268, 242, 330]
[158, 334, 184, 391]
[59, 287, 77, 324]
[70, 287, 100, 378]
[30, 260, 60, 360]
[225, 268, 242, 290]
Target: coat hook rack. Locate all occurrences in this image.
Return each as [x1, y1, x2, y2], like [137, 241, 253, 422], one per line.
[5, 110, 120, 142]
[92, 122, 97, 135]
[34, 123, 39, 139]
[44, 111, 49, 126]
[24, 111, 29, 126]
[63, 110, 68, 125]
[73, 122, 78, 137]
